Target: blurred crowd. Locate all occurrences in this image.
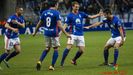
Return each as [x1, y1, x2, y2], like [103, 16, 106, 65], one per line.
[0, 0, 133, 26]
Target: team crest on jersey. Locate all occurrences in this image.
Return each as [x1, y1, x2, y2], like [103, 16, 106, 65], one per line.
[76, 18, 81, 24]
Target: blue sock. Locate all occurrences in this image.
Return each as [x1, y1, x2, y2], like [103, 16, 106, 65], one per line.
[52, 50, 58, 67]
[39, 50, 49, 62]
[104, 49, 109, 63]
[73, 51, 83, 61]
[6, 51, 19, 61]
[114, 49, 119, 65]
[0, 53, 8, 63]
[61, 48, 70, 65]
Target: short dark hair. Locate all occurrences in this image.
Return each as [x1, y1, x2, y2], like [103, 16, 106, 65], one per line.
[15, 6, 23, 11]
[48, 0, 58, 7]
[72, 1, 79, 6]
[103, 8, 112, 14]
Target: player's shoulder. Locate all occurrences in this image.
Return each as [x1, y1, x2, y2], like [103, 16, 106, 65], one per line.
[49, 9, 60, 13]
[79, 11, 87, 15]
[113, 16, 121, 22]
[20, 15, 24, 20]
[113, 16, 120, 20]
[8, 14, 16, 18]
[42, 9, 48, 14]
[66, 13, 71, 18]
[54, 10, 60, 15]
[7, 15, 15, 22]
[67, 12, 75, 17]
[7, 14, 16, 21]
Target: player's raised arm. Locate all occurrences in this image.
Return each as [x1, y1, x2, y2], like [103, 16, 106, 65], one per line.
[84, 22, 104, 29]
[88, 10, 103, 19]
[5, 23, 18, 33]
[33, 20, 43, 36]
[57, 20, 71, 38]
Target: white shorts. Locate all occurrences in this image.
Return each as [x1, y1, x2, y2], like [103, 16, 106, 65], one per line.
[106, 36, 126, 46]
[67, 35, 85, 46]
[4, 36, 20, 50]
[45, 36, 60, 47]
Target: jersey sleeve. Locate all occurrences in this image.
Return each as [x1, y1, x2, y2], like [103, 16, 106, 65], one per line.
[82, 12, 88, 18]
[101, 18, 108, 23]
[22, 19, 25, 23]
[116, 19, 122, 27]
[40, 13, 44, 21]
[21, 16, 25, 23]
[56, 12, 61, 21]
[7, 16, 15, 23]
[65, 15, 71, 25]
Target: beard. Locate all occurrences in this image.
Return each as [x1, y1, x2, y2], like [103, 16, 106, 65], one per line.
[17, 12, 22, 16]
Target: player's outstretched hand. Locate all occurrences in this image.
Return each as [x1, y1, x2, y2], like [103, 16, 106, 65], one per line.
[99, 9, 103, 16]
[84, 26, 90, 29]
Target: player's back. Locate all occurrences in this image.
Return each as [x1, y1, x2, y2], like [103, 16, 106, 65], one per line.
[41, 9, 61, 37]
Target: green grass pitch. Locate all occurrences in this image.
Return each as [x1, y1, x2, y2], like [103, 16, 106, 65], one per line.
[0, 30, 133, 75]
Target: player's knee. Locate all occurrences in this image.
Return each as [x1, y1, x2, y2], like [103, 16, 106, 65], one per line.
[16, 49, 21, 53]
[53, 47, 58, 50]
[45, 47, 50, 51]
[104, 45, 111, 50]
[5, 50, 10, 54]
[81, 50, 84, 53]
[79, 47, 84, 52]
[79, 50, 84, 53]
[114, 43, 120, 49]
[66, 44, 72, 50]
[104, 46, 108, 50]
[114, 45, 119, 49]
[66, 47, 71, 50]
[79, 49, 84, 53]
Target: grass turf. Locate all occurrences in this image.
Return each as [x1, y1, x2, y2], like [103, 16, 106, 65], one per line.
[0, 30, 133, 75]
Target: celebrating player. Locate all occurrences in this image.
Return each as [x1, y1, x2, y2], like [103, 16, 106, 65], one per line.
[60, 1, 102, 66]
[84, 8, 126, 70]
[0, 6, 25, 69]
[33, 0, 71, 71]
